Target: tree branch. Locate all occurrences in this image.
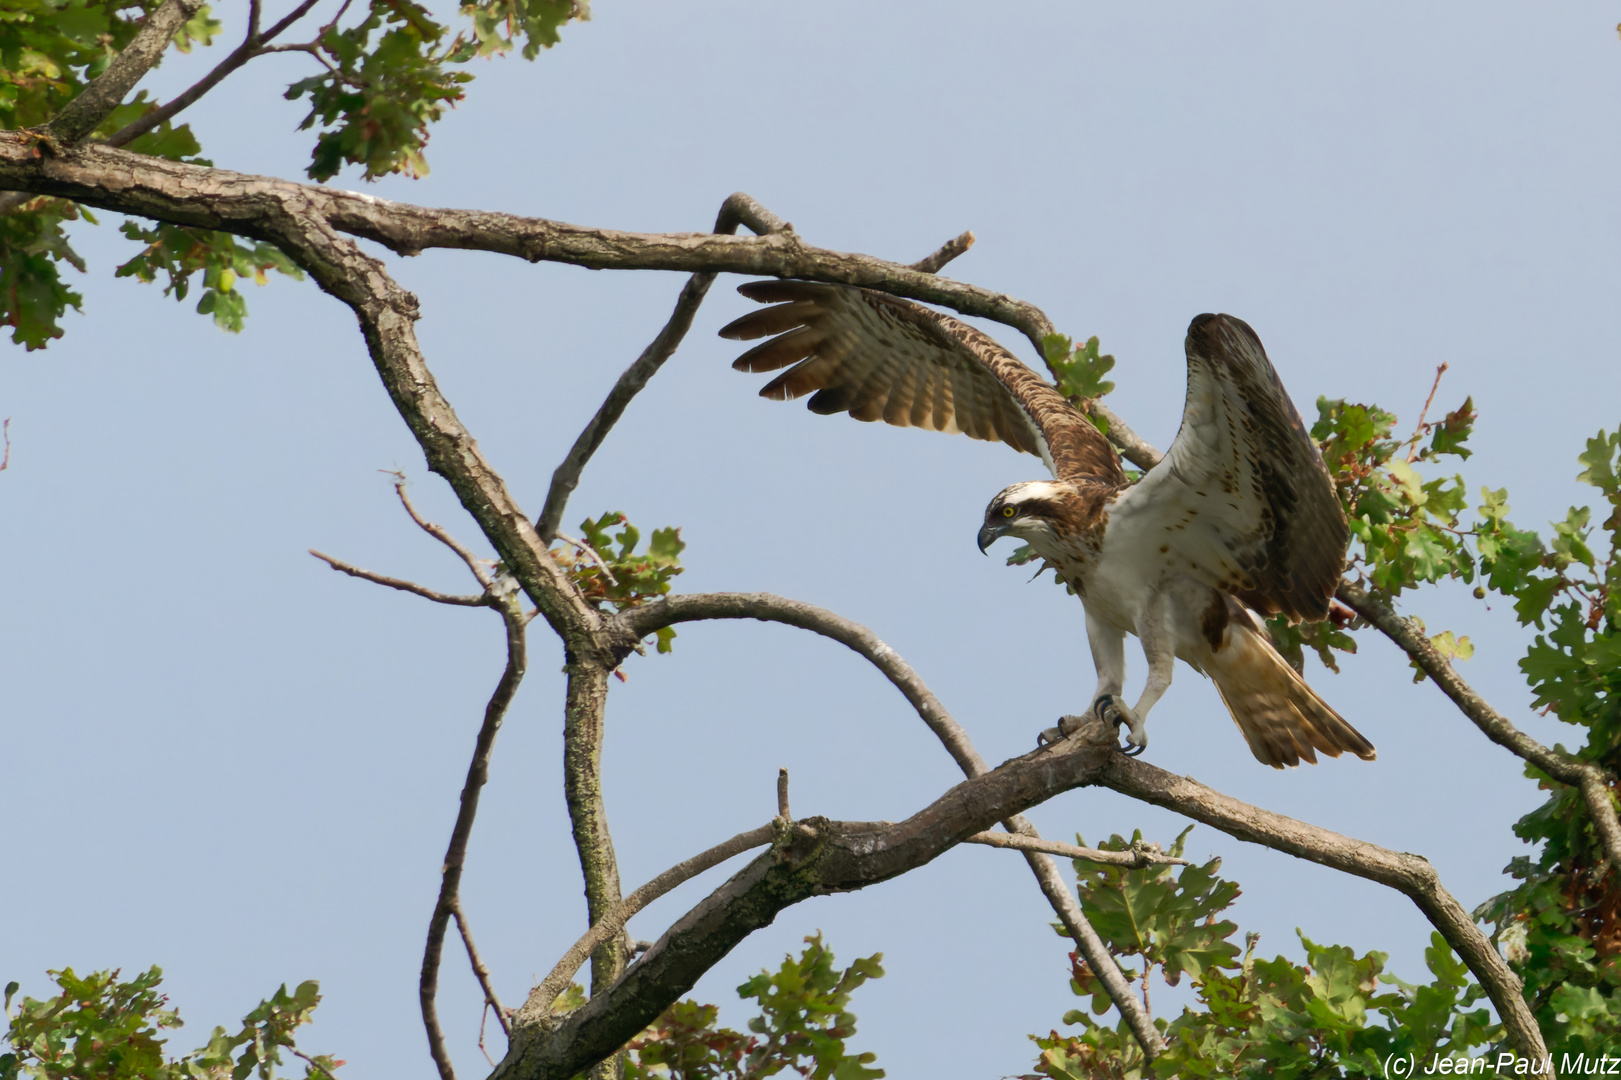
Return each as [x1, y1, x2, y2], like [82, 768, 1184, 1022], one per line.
[1094, 749, 1549, 1068]
[614, 592, 1167, 1058]
[909, 230, 974, 274]
[965, 830, 1189, 868]
[536, 194, 786, 544]
[495, 734, 1123, 1080]
[452, 896, 510, 1039]
[421, 595, 529, 1080]
[42, 0, 203, 145]
[527, 822, 777, 1021]
[309, 548, 487, 607]
[1338, 579, 1621, 873]
[106, 0, 325, 149]
[562, 660, 626, 1024]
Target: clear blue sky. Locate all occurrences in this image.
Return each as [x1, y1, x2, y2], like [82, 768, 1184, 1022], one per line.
[4, 3, 1618, 1077]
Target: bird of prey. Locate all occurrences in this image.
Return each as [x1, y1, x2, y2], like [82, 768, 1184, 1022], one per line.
[718, 280, 1375, 769]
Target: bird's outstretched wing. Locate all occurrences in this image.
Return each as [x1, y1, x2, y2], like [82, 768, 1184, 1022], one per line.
[718, 280, 1124, 486]
[1109, 313, 1347, 621]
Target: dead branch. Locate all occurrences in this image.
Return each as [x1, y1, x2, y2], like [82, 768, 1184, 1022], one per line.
[527, 823, 777, 1019]
[776, 768, 791, 821]
[965, 830, 1190, 868]
[452, 897, 510, 1039]
[615, 591, 1167, 1058]
[497, 733, 1123, 1080]
[909, 230, 974, 274]
[422, 594, 530, 1080]
[536, 194, 786, 544]
[392, 475, 496, 589]
[308, 549, 486, 607]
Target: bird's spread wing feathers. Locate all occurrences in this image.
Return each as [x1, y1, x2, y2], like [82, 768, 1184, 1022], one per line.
[719, 281, 1124, 486]
[1109, 313, 1347, 621]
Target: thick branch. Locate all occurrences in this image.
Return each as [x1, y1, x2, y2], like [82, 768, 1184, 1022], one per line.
[1338, 580, 1621, 873]
[495, 735, 1121, 1080]
[43, 0, 202, 145]
[909, 230, 974, 274]
[528, 823, 776, 1019]
[0, 141, 1159, 464]
[422, 596, 529, 1080]
[563, 662, 625, 1004]
[1095, 750, 1549, 1068]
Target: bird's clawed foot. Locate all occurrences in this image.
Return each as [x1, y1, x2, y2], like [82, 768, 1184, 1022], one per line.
[1093, 694, 1147, 756]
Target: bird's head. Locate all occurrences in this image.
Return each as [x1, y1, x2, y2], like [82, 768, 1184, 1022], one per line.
[977, 481, 1068, 555]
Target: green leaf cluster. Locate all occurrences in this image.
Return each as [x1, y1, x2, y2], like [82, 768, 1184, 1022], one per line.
[0, 197, 87, 349]
[1469, 431, 1621, 1062]
[286, 1, 474, 182]
[551, 511, 686, 652]
[115, 222, 304, 333]
[462, 0, 590, 59]
[1, 967, 340, 1080]
[1041, 333, 1117, 404]
[1312, 395, 1477, 599]
[1026, 830, 1499, 1078]
[625, 934, 884, 1080]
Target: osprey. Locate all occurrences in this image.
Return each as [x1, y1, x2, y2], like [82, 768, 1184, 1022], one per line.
[719, 280, 1375, 769]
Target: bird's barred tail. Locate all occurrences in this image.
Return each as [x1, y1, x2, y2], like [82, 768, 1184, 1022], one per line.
[1207, 618, 1376, 769]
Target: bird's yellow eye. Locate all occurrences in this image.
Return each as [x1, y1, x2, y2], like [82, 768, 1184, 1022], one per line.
[1001, 506, 1016, 518]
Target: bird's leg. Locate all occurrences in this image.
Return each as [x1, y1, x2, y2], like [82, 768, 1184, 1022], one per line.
[1046, 609, 1127, 746]
[1106, 591, 1175, 756]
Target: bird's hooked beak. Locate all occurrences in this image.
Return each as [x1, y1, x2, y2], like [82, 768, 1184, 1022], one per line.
[977, 520, 1008, 555]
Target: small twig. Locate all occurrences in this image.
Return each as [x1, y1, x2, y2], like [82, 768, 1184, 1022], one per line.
[909, 230, 975, 274]
[525, 823, 776, 1018]
[552, 531, 617, 587]
[1406, 362, 1450, 462]
[776, 768, 791, 821]
[477, 1005, 497, 1068]
[290, 1048, 340, 1080]
[421, 598, 529, 1080]
[452, 896, 510, 1037]
[1, 418, 10, 472]
[389, 473, 495, 589]
[964, 830, 1189, 868]
[309, 549, 487, 606]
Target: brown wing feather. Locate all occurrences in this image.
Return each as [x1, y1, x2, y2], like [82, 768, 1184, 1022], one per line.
[719, 280, 1123, 485]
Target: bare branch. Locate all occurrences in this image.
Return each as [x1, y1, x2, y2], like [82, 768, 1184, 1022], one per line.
[535, 196, 784, 544]
[776, 768, 791, 821]
[526, 822, 776, 1020]
[618, 592, 988, 776]
[107, 0, 324, 148]
[965, 830, 1190, 868]
[43, 0, 202, 144]
[1095, 748, 1549, 1067]
[421, 597, 529, 1080]
[388, 474, 498, 590]
[497, 735, 1124, 1080]
[453, 897, 510, 1037]
[614, 592, 1165, 1058]
[909, 230, 974, 274]
[1339, 579, 1621, 872]
[309, 548, 487, 607]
